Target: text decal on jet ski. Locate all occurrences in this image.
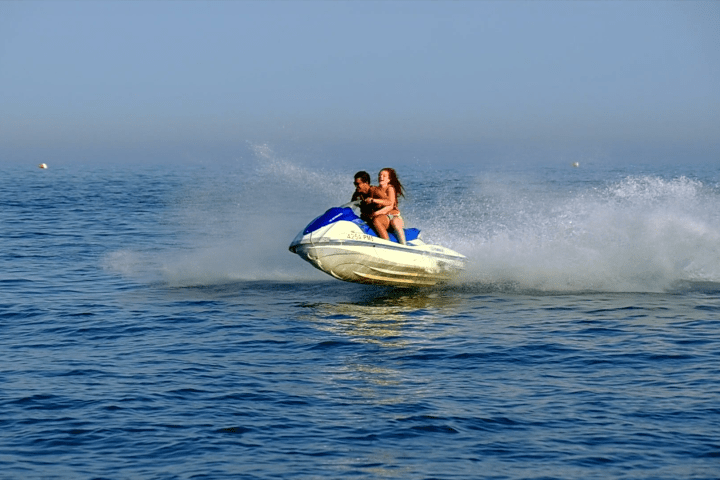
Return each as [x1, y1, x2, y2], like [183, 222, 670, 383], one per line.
[347, 232, 374, 241]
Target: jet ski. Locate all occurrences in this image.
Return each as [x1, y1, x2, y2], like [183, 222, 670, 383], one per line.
[289, 202, 466, 287]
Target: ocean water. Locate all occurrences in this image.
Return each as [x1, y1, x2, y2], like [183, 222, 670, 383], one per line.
[2, 147, 719, 479]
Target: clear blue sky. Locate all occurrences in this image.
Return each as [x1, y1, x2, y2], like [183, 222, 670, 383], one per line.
[1, 0, 718, 164]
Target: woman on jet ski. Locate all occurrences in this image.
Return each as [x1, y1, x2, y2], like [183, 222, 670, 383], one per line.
[367, 168, 406, 245]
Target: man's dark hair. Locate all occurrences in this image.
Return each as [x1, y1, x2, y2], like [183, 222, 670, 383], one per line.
[354, 171, 371, 184]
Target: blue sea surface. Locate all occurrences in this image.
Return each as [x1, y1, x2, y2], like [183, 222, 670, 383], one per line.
[1, 151, 719, 479]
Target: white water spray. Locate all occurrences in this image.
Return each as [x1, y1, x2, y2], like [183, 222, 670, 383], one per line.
[453, 175, 720, 292]
[105, 146, 720, 292]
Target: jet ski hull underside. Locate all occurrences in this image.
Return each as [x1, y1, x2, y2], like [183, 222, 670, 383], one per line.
[291, 241, 464, 287]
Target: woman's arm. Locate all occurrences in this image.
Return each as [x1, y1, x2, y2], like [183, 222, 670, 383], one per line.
[371, 186, 396, 217]
[388, 186, 398, 210]
[370, 187, 395, 207]
[372, 204, 393, 217]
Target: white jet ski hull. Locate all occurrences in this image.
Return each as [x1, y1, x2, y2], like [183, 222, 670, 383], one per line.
[289, 207, 465, 287]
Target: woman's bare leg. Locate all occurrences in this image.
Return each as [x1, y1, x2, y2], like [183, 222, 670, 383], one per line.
[390, 217, 406, 244]
[372, 215, 390, 240]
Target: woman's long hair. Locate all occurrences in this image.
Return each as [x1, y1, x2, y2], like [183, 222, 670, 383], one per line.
[381, 168, 405, 201]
